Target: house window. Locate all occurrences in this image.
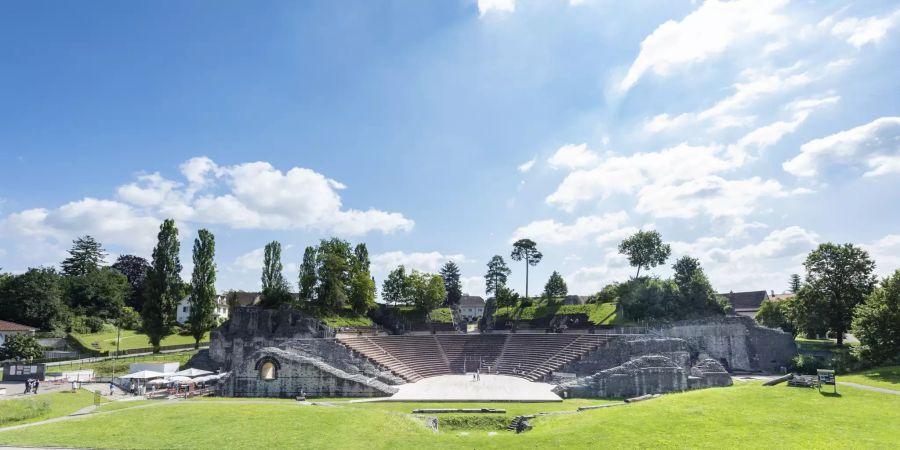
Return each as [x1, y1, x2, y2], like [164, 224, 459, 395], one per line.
[183, 306, 188, 313]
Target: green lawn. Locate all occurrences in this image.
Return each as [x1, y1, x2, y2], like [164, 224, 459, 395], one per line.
[70, 324, 208, 353]
[495, 301, 622, 326]
[841, 365, 900, 391]
[49, 351, 198, 377]
[0, 382, 897, 448]
[0, 389, 104, 429]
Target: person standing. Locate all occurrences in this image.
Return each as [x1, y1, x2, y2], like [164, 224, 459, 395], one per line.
[24, 379, 31, 394]
[109, 382, 115, 396]
[33, 380, 39, 394]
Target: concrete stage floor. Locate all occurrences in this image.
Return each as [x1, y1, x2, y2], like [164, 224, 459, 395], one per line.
[385, 374, 562, 402]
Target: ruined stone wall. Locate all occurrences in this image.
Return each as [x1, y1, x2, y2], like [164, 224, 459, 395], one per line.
[656, 316, 796, 372]
[226, 347, 397, 398]
[209, 306, 332, 371]
[281, 339, 404, 385]
[559, 336, 691, 377]
[555, 355, 689, 398]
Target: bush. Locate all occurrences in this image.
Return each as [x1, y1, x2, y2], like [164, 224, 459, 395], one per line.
[118, 306, 142, 330]
[84, 316, 106, 333]
[756, 298, 796, 335]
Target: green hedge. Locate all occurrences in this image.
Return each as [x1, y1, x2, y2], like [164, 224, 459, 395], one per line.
[494, 301, 621, 325]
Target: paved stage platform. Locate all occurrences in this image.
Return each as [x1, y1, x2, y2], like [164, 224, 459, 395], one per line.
[384, 374, 562, 402]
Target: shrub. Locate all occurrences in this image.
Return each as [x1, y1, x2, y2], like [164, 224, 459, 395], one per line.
[118, 306, 143, 330]
[84, 316, 106, 333]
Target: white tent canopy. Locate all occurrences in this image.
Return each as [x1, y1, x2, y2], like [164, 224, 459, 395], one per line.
[173, 368, 213, 377]
[119, 370, 167, 380]
[168, 375, 192, 383]
[146, 378, 169, 386]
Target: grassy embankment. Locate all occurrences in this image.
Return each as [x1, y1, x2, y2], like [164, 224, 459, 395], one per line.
[0, 390, 105, 429]
[70, 324, 208, 353]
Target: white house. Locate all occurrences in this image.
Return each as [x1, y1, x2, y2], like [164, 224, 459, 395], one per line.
[459, 295, 486, 322]
[176, 295, 230, 325]
[0, 320, 37, 347]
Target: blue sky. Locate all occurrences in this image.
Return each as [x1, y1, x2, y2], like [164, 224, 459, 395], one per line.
[1, 0, 898, 297]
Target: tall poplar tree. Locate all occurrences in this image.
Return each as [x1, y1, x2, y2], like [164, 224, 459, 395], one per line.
[260, 241, 291, 307]
[348, 243, 376, 314]
[142, 219, 182, 353]
[299, 246, 318, 302]
[188, 229, 216, 348]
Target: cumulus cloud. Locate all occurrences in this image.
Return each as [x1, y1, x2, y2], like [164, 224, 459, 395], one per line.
[566, 251, 633, 294]
[829, 9, 900, 48]
[783, 116, 900, 178]
[644, 63, 841, 133]
[621, 0, 788, 91]
[461, 276, 486, 297]
[370, 251, 466, 275]
[636, 176, 786, 219]
[510, 211, 630, 245]
[547, 144, 600, 170]
[517, 156, 537, 173]
[864, 234, 900, 278]
[478, 0, 514, 17]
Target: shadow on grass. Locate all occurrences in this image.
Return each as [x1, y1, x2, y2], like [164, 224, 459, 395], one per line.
[818, 391, 842, 398]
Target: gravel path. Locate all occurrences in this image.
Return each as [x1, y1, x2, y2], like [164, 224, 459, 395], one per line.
[838, 382, 900, 395]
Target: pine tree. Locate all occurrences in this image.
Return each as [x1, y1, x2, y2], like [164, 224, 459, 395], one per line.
[440, 261, 462, 306]
[142, 219, 183, 353]
[260, 241, 291, 307]
[61, 235, 107, 277]
[789, 273, 802, 293]
[542, 271, 568, 301]
[484, 255, 511, 298]
[511, 239, 542, 300]
[188, 229, 216, 348]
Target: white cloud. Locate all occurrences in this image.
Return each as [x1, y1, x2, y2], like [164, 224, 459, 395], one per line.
[0, 198, 162, 257]
[547, 144, 600, 170]
[478, 0, 514, 17]
[232, 247, 266, 272]
[635, 176, 786, 219]
[621, 0, 788, 91]
[510, 211, 629, 245]
[644, 63, 839, 133]
[461, 276, 486, 297]
[566, 251, 633, 294]
[370, 251, 466, 275]
[783, 116, 900, 178]
[864, 234, 900, 278]
[517, 156, 537, 173]
[831, 9, 900, 48]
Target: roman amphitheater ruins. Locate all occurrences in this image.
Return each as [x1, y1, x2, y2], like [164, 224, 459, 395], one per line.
[188, 305, 797, 402]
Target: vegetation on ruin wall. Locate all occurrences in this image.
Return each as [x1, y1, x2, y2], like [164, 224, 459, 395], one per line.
[0, 390, 104, 429]
[1, 382, 898, 448]
[395, 306, 454, 324]
[494, 301, 621, 326]
[319, 311, 374, 328]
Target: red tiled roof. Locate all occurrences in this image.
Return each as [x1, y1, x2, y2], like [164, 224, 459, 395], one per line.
[0, 319, 38, 332]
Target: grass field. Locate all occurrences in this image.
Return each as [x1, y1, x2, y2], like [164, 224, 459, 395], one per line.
[0, 390, 103, 429]
[495, 301, 622, 326]
[841, 365, 900, 390]
[0, 382, 896, 448]
[49, 351, 198, 377]
[70, 324, 208, 353]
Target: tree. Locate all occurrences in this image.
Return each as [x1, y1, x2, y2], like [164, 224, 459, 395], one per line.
[789, 274, 802, 294]
[407, 271, 446, 314]
[790, 285, 830, 339]
[61, 235, 107, 277]
[440, 261, 462, 306]
[542, 271, 568, 301]
[756, 298, 796, 335]
[111, 255, 151, 311]
[592, 282, 620, 304]
[852, 269, 900, 365]
[803, 243, 877, 345]
[0, 333, 43, 361]
[672, 256, 701, 290]
[260, 241, 291, 308]
[671, 257, 726, 318]
[618, 278, 680, 321]
[315, 238, 353, 311]
[65, 267, 131, 320]
[298, 246, 317, 302]
[142, 219, 183, 353]
[348, 243, 376, 314]
[0, 267, 69, 332]
[511, 239, 543, 300]
[382, 266, 409, 306]
[188, 229, 217, 348]
[484, 255, 511, 298]
[618, 230, 671, 278]
[494, 286, 520, 309]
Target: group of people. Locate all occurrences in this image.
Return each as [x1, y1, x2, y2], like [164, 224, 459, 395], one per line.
[23, 378, 40, 394]
[471, 369, 482, 381]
